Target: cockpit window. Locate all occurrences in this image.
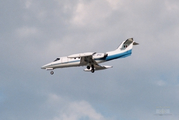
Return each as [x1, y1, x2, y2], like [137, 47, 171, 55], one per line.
[54, 58, 60, 61]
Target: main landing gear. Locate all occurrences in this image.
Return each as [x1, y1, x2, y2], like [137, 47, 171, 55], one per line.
[50, 71, 54, 75]
[91, 69, 95, 73]
[87, 65, 95, 73]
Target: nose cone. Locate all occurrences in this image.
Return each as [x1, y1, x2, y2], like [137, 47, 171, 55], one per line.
[41, 65, 46, 69]
[41, 63, 50, 69]
[41, 62, 54, 69]
[41, 64, 49, 69]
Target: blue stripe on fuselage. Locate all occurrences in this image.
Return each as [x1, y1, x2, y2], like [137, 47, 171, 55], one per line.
[96, 49, 132, 61]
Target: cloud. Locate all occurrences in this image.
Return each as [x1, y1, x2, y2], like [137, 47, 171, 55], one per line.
[70, 0, 111, 27]
[16, 26, 40, 38]
[24, 0, 32, 9]
[1, 0, 179, 120]
[106, 0, 122, 10]
[55, 101, 106, 120]
[45, 94, 108, 120]
[155, 80, 167, 86]
[165, 0, 179, 11]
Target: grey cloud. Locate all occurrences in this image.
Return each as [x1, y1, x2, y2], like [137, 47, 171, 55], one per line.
[1, 0, 179, 120]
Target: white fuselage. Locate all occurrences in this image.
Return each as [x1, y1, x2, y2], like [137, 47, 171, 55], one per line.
[41, 38, 138, 74]
[41, 41, 133, 70]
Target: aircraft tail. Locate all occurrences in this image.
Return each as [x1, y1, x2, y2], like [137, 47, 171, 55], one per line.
[115, 38, 138, 51]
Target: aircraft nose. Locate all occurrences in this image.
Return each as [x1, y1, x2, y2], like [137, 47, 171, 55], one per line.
[41, 64, 49, 69]
[41, 65, 46, 69]
[41, 63, 52, 69]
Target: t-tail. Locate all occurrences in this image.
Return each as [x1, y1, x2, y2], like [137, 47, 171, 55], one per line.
[105, 38, 138, 61]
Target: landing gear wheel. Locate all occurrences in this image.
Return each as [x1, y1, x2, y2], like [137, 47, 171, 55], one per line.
[91, 69, 95, 73]
[87, 66, 90, 69]
[50, 71, 54, 75]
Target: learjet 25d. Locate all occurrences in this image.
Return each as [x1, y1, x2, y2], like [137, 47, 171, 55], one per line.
[41, 38, 138, 75]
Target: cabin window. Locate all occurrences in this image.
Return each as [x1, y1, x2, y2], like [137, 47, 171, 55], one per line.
[54, 58, 60, 61]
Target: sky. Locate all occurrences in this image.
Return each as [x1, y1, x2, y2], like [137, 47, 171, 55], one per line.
[0, 0, 179, 120]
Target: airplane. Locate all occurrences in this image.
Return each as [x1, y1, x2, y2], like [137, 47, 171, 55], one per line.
[41, 38, 138, 75]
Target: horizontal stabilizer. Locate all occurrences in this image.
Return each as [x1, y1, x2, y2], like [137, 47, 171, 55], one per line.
[133, 42, 139, 45]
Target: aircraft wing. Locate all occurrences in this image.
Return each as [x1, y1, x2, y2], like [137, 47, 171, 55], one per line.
[79, 54, 112, 72]
[68, 52, 112, 72]
[79, 54, 98, 66]
[83, 64, 112, 72]
[93, 64, 112, 70]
